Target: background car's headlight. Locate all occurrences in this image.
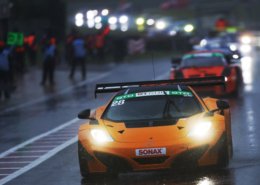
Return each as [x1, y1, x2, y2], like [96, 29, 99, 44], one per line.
[240, 35, 252, 45]
[90, 129, 113, 143]
[229, 44, 238, 51]
[188, 121, 212, 139]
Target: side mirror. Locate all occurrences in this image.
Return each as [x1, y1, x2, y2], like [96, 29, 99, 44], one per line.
[204, 100, 229, 117]
[78, 109, 91, 119]
[217, 100, 230, 110]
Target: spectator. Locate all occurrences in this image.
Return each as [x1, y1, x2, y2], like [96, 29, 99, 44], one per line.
[65, 32, 75, 65]
[0, 41, 12, 100]
[13, 45, 26, 75]
[95, 32, 105, 61]
[40, 37, 57, 86]
[25, 32, 37, 66]
[69, 35, 87, 80]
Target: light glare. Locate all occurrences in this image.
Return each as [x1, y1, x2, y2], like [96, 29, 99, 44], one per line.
[92, 10, 98, 16]
[121, 24, 128, 32]
[184, 24, 194, 33]
[95, 16, 102, 23]
[87, 10, 95, 20]
[110, 24, 117, 30]
[119, 15, 129, 24]
[136, 17, 145, 25]
[155, 21, 166, 30]
[87, 20, 95, 28]
[229, 44, 238, 51]
[108, 16, 117, 24]
[90, 129, 113, 143]
[189, 121, 212, 139]
[240, 44, 252, 53]
[147, 19, 155, 26]
[197, 177, 215, 185]
[75, 19, 84, 27]
[240, 35, 252, 44]
[95, 23, 102, 30]
[101, 9, 109, 16]
[75, 13, 83, 20]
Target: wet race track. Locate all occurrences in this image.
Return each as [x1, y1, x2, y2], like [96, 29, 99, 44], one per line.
[0, 49, 260, 185]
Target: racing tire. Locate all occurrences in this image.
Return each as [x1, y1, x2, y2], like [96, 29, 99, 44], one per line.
[78, 142, 118, 180]
[78, 141, 91, 178]
[217, 135, 229, 168]
[232, 68, 243, 98]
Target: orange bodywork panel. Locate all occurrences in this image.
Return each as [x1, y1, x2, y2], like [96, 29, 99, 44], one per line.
[78, 94, 232, 173]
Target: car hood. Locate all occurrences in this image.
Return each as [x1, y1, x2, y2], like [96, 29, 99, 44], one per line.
[100, 114, 204, 143]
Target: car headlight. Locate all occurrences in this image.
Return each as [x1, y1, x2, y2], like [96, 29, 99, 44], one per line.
[90, 129, 114, 144]
[188, 121, 212, 139]
[229, 44, 238, 51]
[224, 77, 228, 82]
[240, 35, 252, 45]
[232, 54, 239, 59]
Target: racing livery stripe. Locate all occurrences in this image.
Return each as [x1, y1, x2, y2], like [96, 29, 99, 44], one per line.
[114, 91, 193, 101]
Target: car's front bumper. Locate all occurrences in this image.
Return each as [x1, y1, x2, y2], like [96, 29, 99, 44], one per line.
[80, 131, 226, 173]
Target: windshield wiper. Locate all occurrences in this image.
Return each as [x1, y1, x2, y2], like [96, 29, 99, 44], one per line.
[162, 91, 181, 118]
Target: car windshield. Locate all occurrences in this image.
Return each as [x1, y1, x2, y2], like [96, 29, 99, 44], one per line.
[102, 90, 203, 122]
[181, 55, 226, 68]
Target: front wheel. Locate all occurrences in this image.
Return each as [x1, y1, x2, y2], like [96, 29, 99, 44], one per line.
[78, 141, 91, 178]
[232, 68, 244, 98]
[217, 136, 230, 168]
[78, 141, 118, 180]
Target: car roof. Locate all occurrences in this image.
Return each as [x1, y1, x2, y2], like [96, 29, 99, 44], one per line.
[183, 51, 225, 59]
[116, 85, 191, 96]
[188, 50, 225, 55]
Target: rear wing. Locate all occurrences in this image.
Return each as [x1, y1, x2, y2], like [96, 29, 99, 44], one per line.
[95, 76, 225, 98]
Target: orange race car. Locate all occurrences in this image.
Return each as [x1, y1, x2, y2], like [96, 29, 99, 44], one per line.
[170, 51, 243, 96]
[78, 77, 233, 178]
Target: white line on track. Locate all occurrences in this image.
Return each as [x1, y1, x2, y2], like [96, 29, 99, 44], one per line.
[38, 139, 71, 141]
[30, 142, 63, 144]
[0, 136, 78, 185]
[14, 151, 49, 153]
[0, 118, 78, 159]
[2, 156, 41, 159]
[0, 117, 80, 185]
[21, 146, 58, 148]
[48, 135, 75, 137]
[0, 162, 30, 164]
[42, 136, 74, 139]
[0, 168, 20, 170]
[0, 71, 112, 114]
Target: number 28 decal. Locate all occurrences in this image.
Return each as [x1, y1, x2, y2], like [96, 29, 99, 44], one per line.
[111, 100, 125, 107]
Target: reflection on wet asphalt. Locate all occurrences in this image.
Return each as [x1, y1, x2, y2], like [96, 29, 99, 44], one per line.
[81, 169, 233, 185]
[2, 52, 260, 185]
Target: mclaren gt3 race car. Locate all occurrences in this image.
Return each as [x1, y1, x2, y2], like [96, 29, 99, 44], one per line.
[170, 51, 243, 96]
[78, 77, 233, 178]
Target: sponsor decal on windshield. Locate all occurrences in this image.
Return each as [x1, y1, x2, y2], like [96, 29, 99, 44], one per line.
[114, 90, 193, 102]
[183, 53, 224, 59]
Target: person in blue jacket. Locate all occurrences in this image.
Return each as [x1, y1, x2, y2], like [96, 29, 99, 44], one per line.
[69, 34, 87, 80]
[0, 41, 12, 100]
[40, 38, 57, 86]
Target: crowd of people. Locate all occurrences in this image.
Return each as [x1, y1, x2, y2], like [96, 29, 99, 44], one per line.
[0, 28, 113, 101]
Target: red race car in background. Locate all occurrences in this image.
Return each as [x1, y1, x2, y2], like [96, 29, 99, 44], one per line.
[170, 51, 243, 96]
